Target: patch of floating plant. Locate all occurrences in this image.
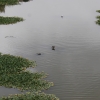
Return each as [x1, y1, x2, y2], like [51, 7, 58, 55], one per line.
[0, 53, 54, 92]
[0, 71, 53, 92]
[96, 10, 100, 25]
[0, 0, 20, 5]
[0, 92, 59, 100]
[0, 16, 24, 25]
[0, 53, 35, 74]
[0, 5, 5, 13]
[96, 19, 100, 25]
[96, 10, 100, 13]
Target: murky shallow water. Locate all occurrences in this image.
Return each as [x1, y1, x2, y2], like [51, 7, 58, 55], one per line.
[1, 0, 100, 99]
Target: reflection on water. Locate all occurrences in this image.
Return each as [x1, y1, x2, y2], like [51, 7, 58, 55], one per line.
[1, 0, 100, 100]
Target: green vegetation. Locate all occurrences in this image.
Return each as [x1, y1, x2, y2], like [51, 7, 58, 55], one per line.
[0, 16, 24, 25]
[0, 92, 59, 100]
[0, 53, 59, 100]
[96, 10, 100, 13]
[0, 0, 19, 5]
[0, 0, 59, 100]
[0, 5, 5, 12]
[96, 10, 100, 25]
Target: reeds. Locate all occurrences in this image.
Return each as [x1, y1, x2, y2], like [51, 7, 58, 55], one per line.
[0, 0, 19, 5]
[0, 16, 24, 25]
[0, 92, 59, 100]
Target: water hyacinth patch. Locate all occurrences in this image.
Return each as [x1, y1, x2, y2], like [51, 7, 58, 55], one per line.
[0, 53, 35, 74]
[0, 0, 19, 5]
[0, 53, 59, 99]
[0, 53, 55, 95]
[96, 10, 100, 13]
[0, 16, 24, 25]
[0, 71, 54, 92]
[0, 92, 59, 100]
[0, 5, 5, 12]
[96, 19, 100, 25]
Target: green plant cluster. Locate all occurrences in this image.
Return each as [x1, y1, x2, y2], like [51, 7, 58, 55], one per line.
[0, 53, 53, 91]
[0, 71, 53, 92]
[0, 92, 59, 100]
[0, 16, 24, 25]
[0, 5, 5, 12]
[96, 10, 100, 25]
[0, 53, 59, 100]
[96, 10, 100, 13]
[0, 0, 19, 5]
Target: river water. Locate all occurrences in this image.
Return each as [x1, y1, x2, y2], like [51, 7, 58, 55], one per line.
[0, 0, 100, 100]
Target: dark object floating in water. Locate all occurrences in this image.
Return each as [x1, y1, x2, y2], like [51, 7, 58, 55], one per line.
[5, 36, 15, 38]
[61, 15, 63, 18]
[37, 53, 41, 55]
[52, 46, 55, 50]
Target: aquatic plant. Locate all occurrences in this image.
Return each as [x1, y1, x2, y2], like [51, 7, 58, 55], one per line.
[0, 16, 24, 25]
[0, 74, 54, 92]
[0, 92, 59, 100]
[0, 53, 35, 74]
[0, 5, 5, 12]
[0, 53, 54, 92]
[0, 53, 59, 99]
[95, 10, 100, 25]
[96, 16, 100, 19]
[96, 20, 100, 25]
[0, 0, 19, 5]
[96, 10, 100, 13]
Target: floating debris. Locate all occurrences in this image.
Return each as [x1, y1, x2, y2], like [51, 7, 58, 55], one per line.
[52, 46, 55, 50]
[37, 53, 41, 55]
[61, 15, 63, 18]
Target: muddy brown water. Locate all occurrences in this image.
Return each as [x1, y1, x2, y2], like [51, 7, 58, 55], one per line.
[0, 0, 100, 99]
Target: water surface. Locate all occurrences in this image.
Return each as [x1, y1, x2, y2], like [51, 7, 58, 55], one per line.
[1, 0, 100, 100]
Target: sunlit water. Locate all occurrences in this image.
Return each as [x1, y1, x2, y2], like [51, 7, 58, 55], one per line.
[0, 0, 100, 99]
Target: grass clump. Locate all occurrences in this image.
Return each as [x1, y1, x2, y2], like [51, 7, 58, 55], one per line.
[0, 16, 24, 25]
[0, 92, 59, 100]
[0, 0, 19, 5]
